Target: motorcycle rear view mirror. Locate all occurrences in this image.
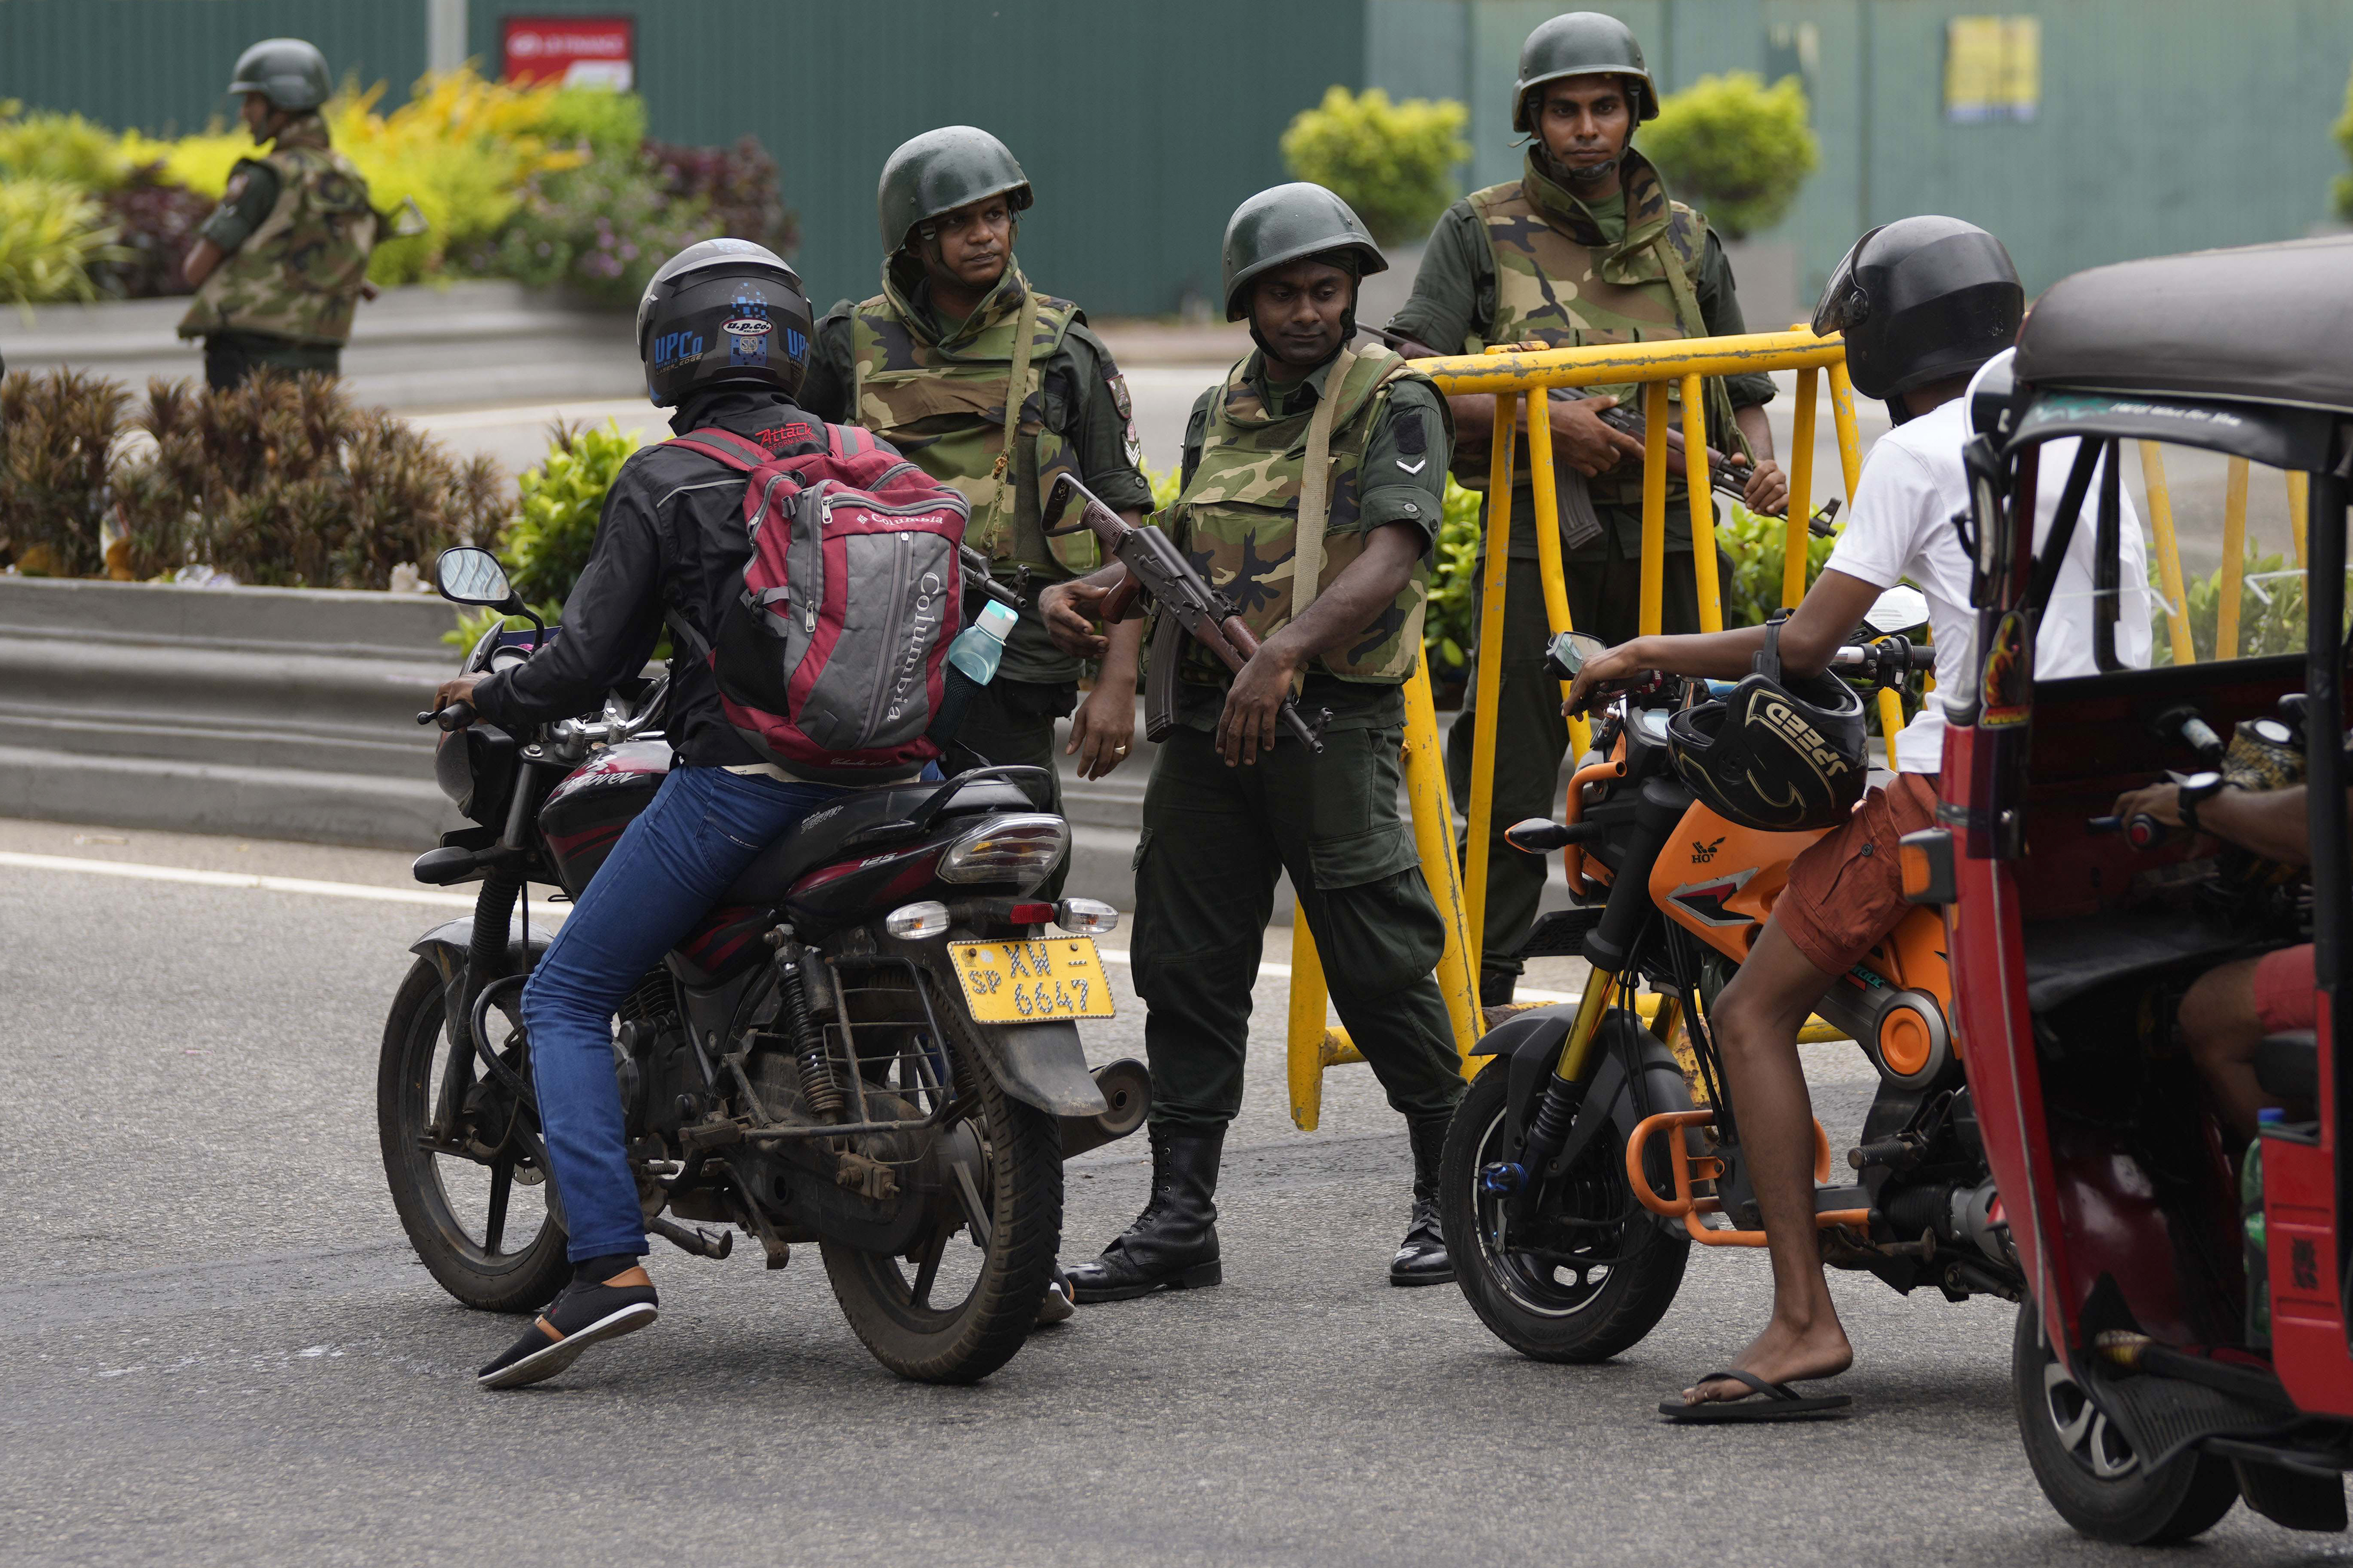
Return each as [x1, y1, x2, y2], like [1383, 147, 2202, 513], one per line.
[1543, 630, 1610, 682]
[1862, 585, 1930, 637]
[435, 546, 522, 612]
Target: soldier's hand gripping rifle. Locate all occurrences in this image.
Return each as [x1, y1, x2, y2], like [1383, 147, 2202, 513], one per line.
[1043, 473, 1328, 753]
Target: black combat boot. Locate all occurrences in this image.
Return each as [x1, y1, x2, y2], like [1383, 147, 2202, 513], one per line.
[1064, 1125, 1224, 1303]
[1389, 1113, 1455, 1286]
[1479, 965, 1518, 1010]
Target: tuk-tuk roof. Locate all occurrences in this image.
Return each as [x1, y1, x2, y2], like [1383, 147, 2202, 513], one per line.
[2015, 236, 2353, 416]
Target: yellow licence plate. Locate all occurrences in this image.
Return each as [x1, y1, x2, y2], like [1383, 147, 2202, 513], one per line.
[949, 937, 1116, 1023]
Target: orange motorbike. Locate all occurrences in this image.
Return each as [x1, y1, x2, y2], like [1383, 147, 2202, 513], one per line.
[1442, 629, 2018, 1361]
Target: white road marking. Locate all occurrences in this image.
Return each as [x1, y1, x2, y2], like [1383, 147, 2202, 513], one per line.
[0, 850, 1578, 1001]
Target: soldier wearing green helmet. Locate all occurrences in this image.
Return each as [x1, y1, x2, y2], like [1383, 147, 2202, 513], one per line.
[1039, 183, 1468, 1301]
[1388, 11, 1791, 1006]
[179, 38, 378, 390]
[801, 127, 1154, 890]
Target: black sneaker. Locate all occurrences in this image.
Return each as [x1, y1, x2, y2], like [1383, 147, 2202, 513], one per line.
[477, 1269, 659, 1390]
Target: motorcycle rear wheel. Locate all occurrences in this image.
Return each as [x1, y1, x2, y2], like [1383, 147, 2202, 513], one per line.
[819, 983, 1062, 1384]
[2012, 1298, 2240, 1543]
[1442, 1051, 1689, 1362]
[377, 958, 569, 1314]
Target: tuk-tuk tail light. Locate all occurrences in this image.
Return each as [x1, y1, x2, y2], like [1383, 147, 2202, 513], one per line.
[1900, 828, 1956, 906]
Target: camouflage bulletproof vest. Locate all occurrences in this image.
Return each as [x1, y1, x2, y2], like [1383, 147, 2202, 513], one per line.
[179, 125, 377, 346]
[1162, 344, 1428, 686]
[1464, 148, 1738, 508]
[848, 263, 1098, 575]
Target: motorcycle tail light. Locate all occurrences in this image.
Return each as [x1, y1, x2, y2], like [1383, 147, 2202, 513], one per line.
[937, 814, 1068, 889]
[1007, 901, 1057, 925]
[1056, 898, 1120, 935]
[885, 900, 950, 939]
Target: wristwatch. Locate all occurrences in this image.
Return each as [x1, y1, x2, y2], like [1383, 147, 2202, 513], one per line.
[2177, 770, 2226, 834]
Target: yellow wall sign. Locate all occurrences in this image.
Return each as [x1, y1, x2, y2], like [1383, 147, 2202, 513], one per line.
[1945, 15, 2041, 123]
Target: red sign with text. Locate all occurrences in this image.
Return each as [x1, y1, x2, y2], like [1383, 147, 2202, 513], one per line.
[502, 16, 635, 91]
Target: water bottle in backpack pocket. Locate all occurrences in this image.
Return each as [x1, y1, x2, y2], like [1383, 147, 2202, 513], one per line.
[661, 425, 971, 782]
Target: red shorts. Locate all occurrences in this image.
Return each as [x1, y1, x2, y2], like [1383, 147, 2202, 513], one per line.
[1775, 773, 1941, 977]
[2255, 944, 2318, 1034]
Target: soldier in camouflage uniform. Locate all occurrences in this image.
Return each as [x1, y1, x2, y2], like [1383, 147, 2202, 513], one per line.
[800, 128, 1153, 900]
[1041, 185, 1467, 1301]
[179, 39, 378, 391]
[1388, 12, 1789, 1005]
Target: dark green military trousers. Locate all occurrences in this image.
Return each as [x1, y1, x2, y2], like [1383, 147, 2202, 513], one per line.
[1130, 722, 1466, 1133]
[201, 330, 341, 392]
[951, 676, 1079, 901]
[1447, 541, 1706, 985]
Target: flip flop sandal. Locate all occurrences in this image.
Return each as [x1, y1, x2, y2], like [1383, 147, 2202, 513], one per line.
[1658, 1368, 1854, 1423]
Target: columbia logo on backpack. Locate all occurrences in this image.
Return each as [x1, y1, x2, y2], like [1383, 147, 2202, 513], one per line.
[659, 424, 971, 782]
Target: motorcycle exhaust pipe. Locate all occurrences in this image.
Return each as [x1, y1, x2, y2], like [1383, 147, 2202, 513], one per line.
[1058, 1058, 1150, 1159]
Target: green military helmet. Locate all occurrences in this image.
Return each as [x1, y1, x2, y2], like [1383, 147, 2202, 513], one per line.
[877, 127, 1034, 256]
[226, 38, 333, 113]
[1511, 11, 1659, 131]
[1219, 183, 1387, 322]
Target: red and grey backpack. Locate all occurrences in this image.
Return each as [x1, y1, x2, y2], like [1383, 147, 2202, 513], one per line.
[661, 425, 970, 781]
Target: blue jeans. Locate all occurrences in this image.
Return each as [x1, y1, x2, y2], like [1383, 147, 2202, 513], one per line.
[521, 764, 848, 1262]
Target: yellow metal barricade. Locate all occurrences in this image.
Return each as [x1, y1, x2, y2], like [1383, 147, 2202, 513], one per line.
[1286, 330, 1870, 1129]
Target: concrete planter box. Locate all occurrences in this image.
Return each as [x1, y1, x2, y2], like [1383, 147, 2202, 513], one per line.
[0, 575, 463, 849]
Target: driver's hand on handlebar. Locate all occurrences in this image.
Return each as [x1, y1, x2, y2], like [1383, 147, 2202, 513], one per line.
[1039, 578, 1114, 659]
[2110, 781, 2187, 831]
[1564, 639, 1652, 717]
[431, 673, 484, 728]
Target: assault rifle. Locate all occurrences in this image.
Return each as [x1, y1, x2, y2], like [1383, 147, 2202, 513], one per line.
[1043, 472, 1329, 753]
[1363, 325, 1840, 545]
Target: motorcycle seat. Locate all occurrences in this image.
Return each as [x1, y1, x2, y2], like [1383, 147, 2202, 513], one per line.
[719, 780, 1039, 906]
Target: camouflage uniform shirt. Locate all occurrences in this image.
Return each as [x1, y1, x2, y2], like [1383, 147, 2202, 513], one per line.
[802, 277, 1153, 685]
[1389, 165, 1774, 563]
[1170, 348, 1449, 735]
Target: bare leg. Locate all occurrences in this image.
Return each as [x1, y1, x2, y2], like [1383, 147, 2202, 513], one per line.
[2178, 958, 2272, 1140]
[1681, 917, 1854, 1404]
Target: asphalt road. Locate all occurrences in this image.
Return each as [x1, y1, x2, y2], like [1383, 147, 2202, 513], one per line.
[2, 816, 2337, 1566]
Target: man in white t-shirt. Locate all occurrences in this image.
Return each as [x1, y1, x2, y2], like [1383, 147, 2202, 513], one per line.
[1567, 218, 2150, 1420]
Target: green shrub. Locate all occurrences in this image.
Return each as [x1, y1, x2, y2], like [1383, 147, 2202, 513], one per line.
[1424, 478, 1483, 676]
[1280, 86, 1470, 246]
[500, 418, 643, 606]
[1719, 500, 1835, 627]
[535, 85, 648, 159]
[2152, 545, 2349, 665]
[0, 103, 132, 188]
[1643, 73, 1818, 240]
[0, 177, 127, 303]
[2335, 61, 2353, 221]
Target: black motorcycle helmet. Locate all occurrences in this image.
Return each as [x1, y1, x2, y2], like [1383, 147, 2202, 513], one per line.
[1666, 615, 1869, 833]
[636, 239, 814, 408]
[1812, 216, 2023, 422]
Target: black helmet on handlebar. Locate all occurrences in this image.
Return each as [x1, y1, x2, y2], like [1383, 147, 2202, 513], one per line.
[1812, 216, 2022, 421]
[1666, 615, 1869, 833]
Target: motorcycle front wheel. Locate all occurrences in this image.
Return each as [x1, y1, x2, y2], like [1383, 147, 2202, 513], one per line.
[377, 958, 569, 1313]
[819, 975, 1062, 1384]
[1441, 1049, 1689, 1362]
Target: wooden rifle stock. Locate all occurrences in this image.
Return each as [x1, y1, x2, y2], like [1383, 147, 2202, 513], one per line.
[1044, 474, 1327, 752]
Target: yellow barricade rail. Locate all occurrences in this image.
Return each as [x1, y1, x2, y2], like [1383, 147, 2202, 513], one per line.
[1286, 330, 1871, 1132]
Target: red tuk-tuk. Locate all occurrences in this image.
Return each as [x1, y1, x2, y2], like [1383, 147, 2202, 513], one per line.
[1927, 236, 2353, 1543]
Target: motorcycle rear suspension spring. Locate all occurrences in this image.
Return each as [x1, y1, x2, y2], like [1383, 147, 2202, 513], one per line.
[778, 961, 843, 1119]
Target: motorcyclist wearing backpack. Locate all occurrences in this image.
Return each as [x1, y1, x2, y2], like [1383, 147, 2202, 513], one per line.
[800, 128, 1155, 891]
[431, 240, 892, 1390]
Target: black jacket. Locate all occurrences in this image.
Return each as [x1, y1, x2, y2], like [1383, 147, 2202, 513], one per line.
[470, 390, 879, 767]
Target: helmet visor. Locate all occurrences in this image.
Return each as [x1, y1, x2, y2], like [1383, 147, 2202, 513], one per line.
[1811, 227, 1881, 337]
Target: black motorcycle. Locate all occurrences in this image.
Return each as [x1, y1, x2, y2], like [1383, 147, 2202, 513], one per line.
[377, 547, 1145, 1384]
